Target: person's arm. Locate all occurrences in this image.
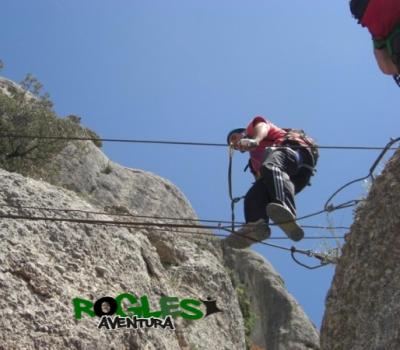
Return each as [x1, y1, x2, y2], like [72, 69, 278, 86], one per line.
[237, 121, 270, 152]
[374, 47, 399, 75]
[252, 122, 270, 144]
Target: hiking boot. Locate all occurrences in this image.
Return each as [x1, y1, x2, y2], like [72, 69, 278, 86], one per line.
[223, 219, 271, 249]
[266, 202, 304, 241]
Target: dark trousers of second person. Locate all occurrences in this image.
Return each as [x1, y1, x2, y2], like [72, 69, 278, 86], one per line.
[244, 146, 312, 223]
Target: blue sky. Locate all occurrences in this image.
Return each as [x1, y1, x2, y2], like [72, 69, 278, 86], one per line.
[1, 0, 398, 328]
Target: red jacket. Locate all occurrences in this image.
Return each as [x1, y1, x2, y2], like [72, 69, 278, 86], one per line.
[245, 116, 306, 173]
[361, 0, 400, 38]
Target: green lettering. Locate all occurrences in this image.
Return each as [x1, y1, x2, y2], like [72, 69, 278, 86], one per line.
[72, 297, 95, 320]
[140, 295, 162, 318]
[115, 293, 141, 317]
[180, 299, 204, 320]
[160, 296, 180, 318]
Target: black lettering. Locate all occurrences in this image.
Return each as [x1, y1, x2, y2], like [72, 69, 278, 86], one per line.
[126, 316, 138, 329]
[97, 316, 110, 329]
[117, 316, 126, 328]
[153, 318, 162, 328]
[109, 316, 119, 329]
[161, 315, 175, 330]
[93, 296, 118, 317]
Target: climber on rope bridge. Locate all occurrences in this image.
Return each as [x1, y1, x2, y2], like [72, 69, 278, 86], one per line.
[350, 0, 400, 85]
[223, 116, 318, 249]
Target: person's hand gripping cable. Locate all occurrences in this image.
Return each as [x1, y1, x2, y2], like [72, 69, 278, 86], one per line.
[236, 138, 259, 152]
[230, 133, 259, 153]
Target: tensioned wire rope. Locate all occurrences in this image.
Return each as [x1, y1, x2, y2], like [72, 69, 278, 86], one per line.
[0, 203, 348, 240]
[1, 134, 399, 268]
[0, 211, 346, 241]
[0, 208, 346, 269]
[0, 183, 356, 269]
[0, 133, 399, 150]
[1, 131, 395, 228]
[0, 211, 341, 268]
[0, 130, 366, 235]
[0, 204, 350, 231]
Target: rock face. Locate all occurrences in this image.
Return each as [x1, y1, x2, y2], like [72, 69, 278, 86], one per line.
[0, 76, 36, 99]
[0, 77, 23, 97]
[0, 77, 320, 349]
[224, 248, 320, 350]
[42, 141, 196, 221]
[0, 168, 245, 350]
[321, 150, 400, 350]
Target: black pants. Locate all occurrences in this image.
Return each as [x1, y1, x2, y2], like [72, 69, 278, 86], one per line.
[244, 147, 312, 223]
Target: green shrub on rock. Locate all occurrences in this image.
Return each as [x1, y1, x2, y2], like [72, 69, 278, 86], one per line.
[0, 74, 101, 177]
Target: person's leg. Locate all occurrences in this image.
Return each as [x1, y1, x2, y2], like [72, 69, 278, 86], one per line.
[222, 179, 270, 249]
[244, 179, 270, 223]
[292, 168, 312, 194]
[259, 147, 304, 241]
[259, 147, 299, 215]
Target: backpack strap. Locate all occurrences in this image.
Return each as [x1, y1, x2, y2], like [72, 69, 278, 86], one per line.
[282, 128, 319, 168]
[287, 146, 316, 175]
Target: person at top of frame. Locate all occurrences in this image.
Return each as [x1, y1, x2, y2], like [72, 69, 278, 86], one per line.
[350, 0, 400, 85]
[223, 116, 318, 249]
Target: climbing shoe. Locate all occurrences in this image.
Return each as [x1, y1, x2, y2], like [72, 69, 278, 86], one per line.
[223, 219, 271, 249]
[266, 203, 304, 241]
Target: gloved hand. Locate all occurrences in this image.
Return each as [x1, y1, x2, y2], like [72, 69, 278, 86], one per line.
[236, 138, 259, 152]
